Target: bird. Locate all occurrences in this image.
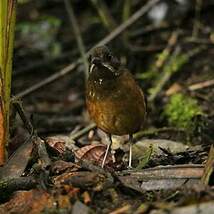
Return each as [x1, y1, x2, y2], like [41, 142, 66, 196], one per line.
[86, 46, 146, 168]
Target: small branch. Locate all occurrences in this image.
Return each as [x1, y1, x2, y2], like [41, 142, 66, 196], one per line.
[36, 137, 51, 169]
[148, 46, 181, 102]
[166, 78, 214, 96]
[155, 31, 179, 69]
[89, 0, 117, 31]
[188, 79, 214, 91]
[0, 176, 37, 201]
[15, 61, 79, 98]
[69, 123, 96, 141]
[95, 0, 160, 47]
[64, 0, 88, 81]
[11, 98, 34, 135]
[133, 127, 186, 140]
[148, 45, 206, 102]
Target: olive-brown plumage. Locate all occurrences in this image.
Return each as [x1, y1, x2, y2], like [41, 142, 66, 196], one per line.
[86, 46, 146, 168]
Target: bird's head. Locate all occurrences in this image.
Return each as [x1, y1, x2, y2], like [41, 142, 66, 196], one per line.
[88, 46, 121, 79]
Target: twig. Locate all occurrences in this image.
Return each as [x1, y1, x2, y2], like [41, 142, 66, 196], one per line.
[148, 46, 206, 102]
[89, 0, 117, 31]
[148, 46, 181, 102]
[130, 22, 170, 38]
[133, 127, 186, 140]
[69, 123, 96, 140]
[13, 50, 75, 76]
[0, 176, 37, 200]
[16, 61, 78, 98]
[155, 31, 179, 69]
[188, 79, 214, 91]
[36, 137, 51, 169]
[166, 78, 214, 96]
[11, 97, 34, 135]
[64, 0, 88, 81]
[184, 37, 214, 45]
[95, 0, 160, 47]
[15, 0, 160, 99]
[110, 205, 131, 214]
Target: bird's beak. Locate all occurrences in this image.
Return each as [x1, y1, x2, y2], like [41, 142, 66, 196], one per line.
[90, 57, 118, 75]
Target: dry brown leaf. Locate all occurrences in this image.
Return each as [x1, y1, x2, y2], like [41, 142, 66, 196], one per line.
[165, 83, 182, 96]
[45, 136, 66, 154]
[0, 138, 34, 179]
[75, 144, 113, 166]
[117, 164, 204, 192]
[53, 171, 106, 191]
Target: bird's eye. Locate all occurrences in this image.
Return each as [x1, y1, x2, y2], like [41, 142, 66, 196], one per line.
[106, 54, 112, 61]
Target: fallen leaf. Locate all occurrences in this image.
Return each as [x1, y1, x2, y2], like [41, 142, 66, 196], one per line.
[46, 136, 66, 154]
[0, 137, 34, 179]
[117, 164, 204, 192]
[136, 145, 153, 169]
[133, 139, 189, 160]
[53, 171, 107, 191]
[75, 144, 113, 166]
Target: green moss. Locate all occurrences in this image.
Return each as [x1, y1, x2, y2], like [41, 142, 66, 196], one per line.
[164, 93, 202, 131]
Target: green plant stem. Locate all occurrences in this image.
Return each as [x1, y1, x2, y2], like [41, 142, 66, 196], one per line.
[0, 0, 16, 165]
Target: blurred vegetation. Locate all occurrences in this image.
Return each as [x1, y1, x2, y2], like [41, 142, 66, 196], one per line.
[163, 93, 202, 131]
[16, 16, 61, 58]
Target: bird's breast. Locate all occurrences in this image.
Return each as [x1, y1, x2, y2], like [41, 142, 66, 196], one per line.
[86, 71, 146, 135]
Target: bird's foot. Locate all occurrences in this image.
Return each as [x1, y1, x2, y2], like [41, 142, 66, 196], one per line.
[127, 165, 132, 170]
